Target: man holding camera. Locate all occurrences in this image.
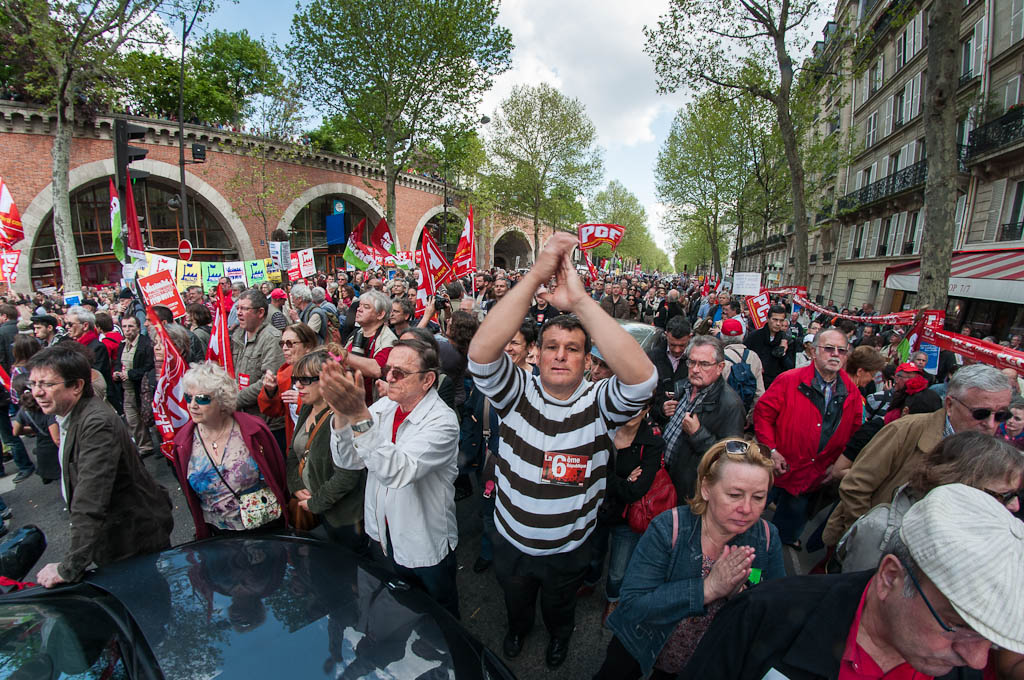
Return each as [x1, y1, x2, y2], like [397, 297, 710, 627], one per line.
[745, 304, 793, 388]
[344, 290, 397, 407]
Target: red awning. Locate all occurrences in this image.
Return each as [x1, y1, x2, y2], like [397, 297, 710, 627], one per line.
[885, 248, 1024, 303]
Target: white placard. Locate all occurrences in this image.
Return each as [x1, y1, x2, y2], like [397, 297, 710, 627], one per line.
[733, 272, 762, 296]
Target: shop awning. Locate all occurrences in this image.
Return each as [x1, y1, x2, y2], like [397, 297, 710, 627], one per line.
[884, 248, 1024, 303]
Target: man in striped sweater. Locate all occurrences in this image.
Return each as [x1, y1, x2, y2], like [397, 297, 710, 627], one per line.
[468, 232, 657, 669]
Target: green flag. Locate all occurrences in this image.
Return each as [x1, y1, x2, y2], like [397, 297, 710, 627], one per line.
[343, 240, 371, 271]
[109, 178, 125, 263]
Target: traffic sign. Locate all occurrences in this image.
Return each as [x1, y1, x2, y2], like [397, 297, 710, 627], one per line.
[178, 239, 193, 261]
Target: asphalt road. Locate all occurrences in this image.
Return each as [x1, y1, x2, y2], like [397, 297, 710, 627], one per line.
[0, 438, 827, 679]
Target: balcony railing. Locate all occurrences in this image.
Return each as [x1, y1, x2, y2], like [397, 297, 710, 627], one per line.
[999, 221, 1024, 242]
[876, 242, 888, 257]
[839, 159, 927, 212]
[959, 71, 975, 88]
[967, 106, 1024, 159]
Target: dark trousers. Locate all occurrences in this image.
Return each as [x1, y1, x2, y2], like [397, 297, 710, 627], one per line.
[370, 539, 461, 621]
[592, 635, 675, 680]
[320, 520, 369, 557]
[768, 486, 810, 545]
[270, 428, 287, 463]
[491, 529, 592, 640]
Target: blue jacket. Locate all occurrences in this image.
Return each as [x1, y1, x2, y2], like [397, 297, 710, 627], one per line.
[607, 504, 785, 675]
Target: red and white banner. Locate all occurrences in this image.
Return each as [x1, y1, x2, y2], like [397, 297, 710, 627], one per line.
[287, 252, 301, 282]
[421, 230, 454, 286]
[452, 205, 476, 277]
[746, 293, 771, 330]
[0, 250, 20, 284]
[584, 250, 599, 283]
[578, 223, 625, 251]
[761, 286, 808, 297]
[150, 309, 190, 462]
[370, 218, 397, 260]
[794, 295, 921, 326]
[0, 177, 24, 248]
[297, 247, 316, 278]
[138, 270, 187, 319]
[922, 325, 1024, 376]
[205, 286, 235, 378]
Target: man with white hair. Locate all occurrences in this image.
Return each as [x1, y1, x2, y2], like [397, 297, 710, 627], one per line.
[289, 283, 327, 342]
[64, 305, 116, 411]
[686, 483, 1024, 679]
[346, 290, 397, 406]
[824, 362, 1013, 545]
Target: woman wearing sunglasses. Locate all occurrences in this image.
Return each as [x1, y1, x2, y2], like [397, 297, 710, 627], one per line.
[259, 323, 319, 454]
[594, 439, 784, 679]
[286, 347, 367, 551]
[837, 430, 1022, 572]
[172, 362, 290, 539]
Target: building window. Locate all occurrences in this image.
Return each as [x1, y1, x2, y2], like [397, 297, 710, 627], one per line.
[895, 31, 907, 70]
[866, 111, 878, 147]
[869, 58, 884, 95]
[905, 211, 920, 254]
[961, 35, 974, 78]
[868, 280, 880, 305]
[878, 216, 895, 256]
[1013, 0, 1024, 45]
[844, 279, 855, 307]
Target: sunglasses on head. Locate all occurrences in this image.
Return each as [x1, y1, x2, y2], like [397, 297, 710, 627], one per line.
[184, 393, 212, 406]
[950, 396, 1012, 422]
[293, 375, 319, 386]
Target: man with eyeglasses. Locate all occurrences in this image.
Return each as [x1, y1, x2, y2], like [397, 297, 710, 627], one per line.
[323, 337, 460, 620]
[754, 328, 863, 549]
[661, 335, 745, 500]
[686, 483, 1024, 680]
[824, 362, 1013, 548]
[230, 289, 286, 453]
[29, 344, 173, 588]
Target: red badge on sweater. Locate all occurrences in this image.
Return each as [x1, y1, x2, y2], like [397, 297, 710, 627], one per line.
[541, 452, 590, 486]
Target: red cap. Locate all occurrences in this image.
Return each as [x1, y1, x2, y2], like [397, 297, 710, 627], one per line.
[721, 318, 744, 337]
[896, 362, 922, 373]
[269, 288, 288, 300]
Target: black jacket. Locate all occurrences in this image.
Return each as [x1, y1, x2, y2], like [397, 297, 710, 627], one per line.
[597, 420, 664, 526]
[684, 570, 980, 680]
[647, 347, 688, 424]
[654, 300, 686, 329]
[0, 320, 18, 373]
[667, 376, 745, 500]
[745, 325, 792, 387]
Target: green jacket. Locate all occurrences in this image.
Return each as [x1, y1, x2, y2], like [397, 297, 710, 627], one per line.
[286, 404, 366, 528]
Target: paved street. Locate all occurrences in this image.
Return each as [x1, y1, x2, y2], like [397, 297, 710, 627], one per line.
[0, 438, 823, 679]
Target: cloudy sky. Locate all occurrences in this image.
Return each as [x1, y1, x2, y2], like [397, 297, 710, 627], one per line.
[210, 0, 698, 255]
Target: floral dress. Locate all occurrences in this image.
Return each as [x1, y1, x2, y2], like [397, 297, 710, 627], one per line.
[186, 427, 260, 531]
[653, 554, 726, 674]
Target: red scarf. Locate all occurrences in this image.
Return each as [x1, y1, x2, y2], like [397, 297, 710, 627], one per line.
[77, 329, 99, 346]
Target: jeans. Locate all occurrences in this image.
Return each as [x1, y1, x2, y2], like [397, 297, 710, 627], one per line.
[769, 486, 810, 545]
[0, 408, 32, 475]
[606, 525, 642, 601]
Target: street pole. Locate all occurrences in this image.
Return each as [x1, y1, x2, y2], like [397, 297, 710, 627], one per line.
[178, 12, 190, 243]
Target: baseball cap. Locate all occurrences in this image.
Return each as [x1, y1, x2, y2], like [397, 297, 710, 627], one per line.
[269, 289, 288, 300]
[591, 345, 604, 362]
[803, 333, 815, 345]
[721, 318, 743, 337]
[900, 484, 1024, 653]
[118, 287, 134, 300]
[30, 314, 58, 328]
[896, 362, 922, 374]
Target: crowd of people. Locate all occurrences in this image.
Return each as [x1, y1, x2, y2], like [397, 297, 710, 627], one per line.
[0, 234, 1022, 679]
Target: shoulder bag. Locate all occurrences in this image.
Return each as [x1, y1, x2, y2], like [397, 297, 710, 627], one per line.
[199, 430, 282, 530]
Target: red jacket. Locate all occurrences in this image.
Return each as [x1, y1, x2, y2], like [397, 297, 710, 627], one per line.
[171, 412, 290, 539]
[753, 365, 862, 495]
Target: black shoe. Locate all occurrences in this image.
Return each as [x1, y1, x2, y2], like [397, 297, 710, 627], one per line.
[545, 636, 570, 669]
[12, 470, 33, 484]
[502, 631, 526, 659]
[472, 557, 491, 573]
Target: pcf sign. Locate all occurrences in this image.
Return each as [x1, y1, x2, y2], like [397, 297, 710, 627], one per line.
[578, 223, 625, 251]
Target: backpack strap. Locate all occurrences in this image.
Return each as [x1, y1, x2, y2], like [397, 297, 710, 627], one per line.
[742, 348, 750, 362]
[671, 506, 679, 549]
[762, 518, 771, 550]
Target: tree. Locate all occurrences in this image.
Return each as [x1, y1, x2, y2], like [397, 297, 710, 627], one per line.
[671, 212, 730, 274]
[486, 83, 604, 257]
[3, 0, 171, 291]
[918, 0, 963, 310]
[587, 180, 669, 269]
[287, 0, 512, 245]
[646, 0, 821, 287]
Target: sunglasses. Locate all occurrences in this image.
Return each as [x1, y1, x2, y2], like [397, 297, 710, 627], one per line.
[293, 375, 319, 386]
[184, 393, 213, 406]
[279, 340, 298, 348]
[383, 365, 429, 381]
[817, 344, 850, 356]
[983, 487, 1022, 505]
[950, 396, 1012, 422]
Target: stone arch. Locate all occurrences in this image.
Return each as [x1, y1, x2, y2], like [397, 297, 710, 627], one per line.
[492, 227, 534, 270]
[410, 204, 466, 252]
[17, 157, 253, 292]
[277, 182, 386, 244]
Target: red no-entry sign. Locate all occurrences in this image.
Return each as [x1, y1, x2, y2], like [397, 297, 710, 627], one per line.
[178, 239, 193, 261]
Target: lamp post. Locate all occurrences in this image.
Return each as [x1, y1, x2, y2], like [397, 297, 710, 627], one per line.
[176, 5, 204, 243]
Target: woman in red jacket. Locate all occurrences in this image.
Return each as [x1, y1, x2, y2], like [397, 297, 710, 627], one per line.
[258, 323, 318, 455]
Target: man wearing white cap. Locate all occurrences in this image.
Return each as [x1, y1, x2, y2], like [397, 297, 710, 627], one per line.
[684, 483, 1024, 679]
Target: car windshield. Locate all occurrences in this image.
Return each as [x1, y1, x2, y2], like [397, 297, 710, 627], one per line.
[0, 600, 127, 679]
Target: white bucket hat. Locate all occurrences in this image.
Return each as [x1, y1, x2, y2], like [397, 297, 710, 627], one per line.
[900, 483, 1024, 654]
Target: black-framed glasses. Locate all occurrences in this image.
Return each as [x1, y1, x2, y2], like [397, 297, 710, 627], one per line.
[950, 396, 1012, 422]
[686, 359, 721, 370]
[983, 487, 1022, 506]
[184, 393, 213, 406]
[293, 376, 319, 386]
[896, 555, 955, 633]
[383, 365, 429, 381]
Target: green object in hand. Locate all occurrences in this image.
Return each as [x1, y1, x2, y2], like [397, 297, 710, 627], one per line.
[748, 568, 763, 586]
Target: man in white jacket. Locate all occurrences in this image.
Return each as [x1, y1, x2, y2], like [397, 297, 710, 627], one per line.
[322, 337, 460, 619]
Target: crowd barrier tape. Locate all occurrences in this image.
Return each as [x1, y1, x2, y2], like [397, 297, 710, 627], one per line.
[921, 325, 1024, 377]
[793, 294, 922, 326]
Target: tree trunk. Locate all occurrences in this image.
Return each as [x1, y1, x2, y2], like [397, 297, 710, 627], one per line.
[919, 0, 963, 311]
[51, 85, 83, 293]
[386, 165, 397, 246]
[774, 32, 809, 288]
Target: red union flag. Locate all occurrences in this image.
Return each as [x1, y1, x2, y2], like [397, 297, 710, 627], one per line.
[583, 249, 599, 282]
[370, 218, 398, 258]
[578, 223, 625, 251]
[0, 177, 24, 247]
[149, 309, 190, 461]
[206, 285, 235, 378]
[421, 229, 454, 286]
[452, 206, 476, 277]
[0, 250, 20, 284]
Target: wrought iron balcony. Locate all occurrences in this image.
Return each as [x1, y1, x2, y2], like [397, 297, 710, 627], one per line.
[838, 159, 927, 212]
[959, 71, 976, 88]
[999, 221, 1024, 242]
[876, 242, 889, 257]
[967, 106, 1024, 159]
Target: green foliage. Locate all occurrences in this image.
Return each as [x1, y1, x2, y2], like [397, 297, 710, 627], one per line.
[486, 82, 604, 254]
[586, 180, 669, 270]
[672, 213, 730, 273]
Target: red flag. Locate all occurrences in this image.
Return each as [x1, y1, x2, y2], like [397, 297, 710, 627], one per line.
[701, 277, 710, 297]
[578, 223, 625, 251]
[421, 230, 454, 286]
[369, 218, 398, 259]
[0, 177, 24, 248]
[584, 250, 599, 283]
[452, 206, 476, 277]
[123, 172, 145, 252]
[206, 286, 235, 378]
[0, 364, 10, 392]
[149, 309, 190, 462]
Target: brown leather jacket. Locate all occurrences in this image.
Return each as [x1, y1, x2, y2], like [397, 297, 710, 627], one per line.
[58, 395, 174, 582]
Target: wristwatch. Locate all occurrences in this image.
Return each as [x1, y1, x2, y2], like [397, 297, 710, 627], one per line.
[351, 417, 374, 433]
